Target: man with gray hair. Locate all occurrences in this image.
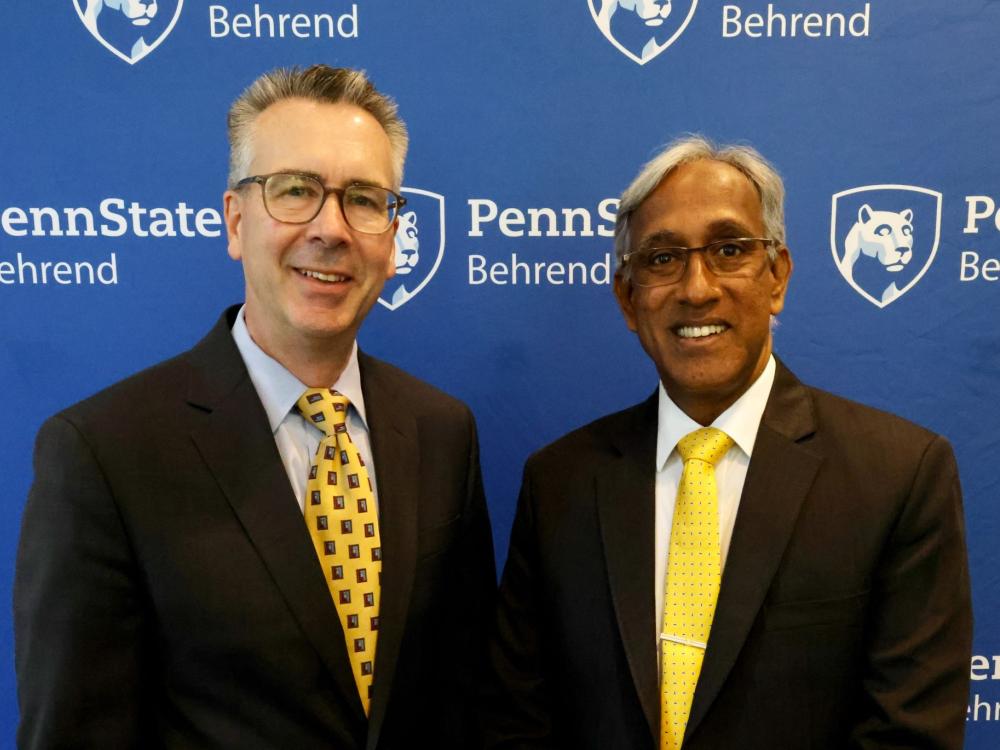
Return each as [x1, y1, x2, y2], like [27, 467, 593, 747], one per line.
[484, 135, 971, 749]
[15, 65, 495, 750]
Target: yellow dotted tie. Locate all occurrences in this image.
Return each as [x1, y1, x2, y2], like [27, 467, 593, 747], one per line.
[660, 427, 733, 750]
[297, 389, 382, 716]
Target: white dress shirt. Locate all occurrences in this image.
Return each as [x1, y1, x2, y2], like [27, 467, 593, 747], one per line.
[654, 355, 776, 641]
[230, 306, 378, 512]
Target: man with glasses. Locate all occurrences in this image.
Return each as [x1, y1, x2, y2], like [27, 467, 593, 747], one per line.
[15, 65, 495, 750]
[484, 136, 971, 749]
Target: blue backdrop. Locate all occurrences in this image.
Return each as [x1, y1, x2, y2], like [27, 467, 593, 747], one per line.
[3, 1, 998, 743]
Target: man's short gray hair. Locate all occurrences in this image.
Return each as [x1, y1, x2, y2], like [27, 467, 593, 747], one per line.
[613, 135, 786, 271]
[227, 65, 409, 190]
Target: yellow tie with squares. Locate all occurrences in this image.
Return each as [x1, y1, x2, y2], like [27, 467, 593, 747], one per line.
[297, 388, 382, 716]
[660, 427, 733, 750]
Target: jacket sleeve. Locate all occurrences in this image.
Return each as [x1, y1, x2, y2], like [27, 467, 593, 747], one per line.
[14, 415, 148, 749]
[850, 434, 973, 750]
[443, 407, 498, 746]
[481, 462, 559, 749]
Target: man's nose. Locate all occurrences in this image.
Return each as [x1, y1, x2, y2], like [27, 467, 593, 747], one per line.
[309, 193, 353, 244]
[676, 251, 722, 305]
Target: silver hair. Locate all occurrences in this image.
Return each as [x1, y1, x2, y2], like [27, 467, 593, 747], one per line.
[227, 65, 409, 190]
[613, 134, 786, 272]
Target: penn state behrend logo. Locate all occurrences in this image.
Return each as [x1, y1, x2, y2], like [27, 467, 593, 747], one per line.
[830, 185, 942, 308]
[74, 0, 184, 65]
[378, 188, 446, 311]
[588, 0, 698, 65]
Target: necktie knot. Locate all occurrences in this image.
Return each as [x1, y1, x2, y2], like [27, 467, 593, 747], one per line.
[297, 388, 350, 437]
[677, 426, 733, 466]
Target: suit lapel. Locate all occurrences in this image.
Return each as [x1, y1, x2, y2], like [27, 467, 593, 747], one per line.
[596, 394, 659, 745]
[356, 353, 420, 750]
[685, 361, 823, 739]
[185, 311, 366, 723]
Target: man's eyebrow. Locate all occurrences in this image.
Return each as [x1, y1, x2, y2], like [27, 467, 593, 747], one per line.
[637, 230, 685, 250]
[636, 219, 760, 251]
[273, 170, 389, 189]
[271, 168, 324, 181]
[705, 218, 756, 237]
[347, 178, 390, 189]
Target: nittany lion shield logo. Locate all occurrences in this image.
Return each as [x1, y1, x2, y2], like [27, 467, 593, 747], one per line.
[588, 0, 698, 65]
[830, 185, 942, 308]
[74, 0, 184, 65]
[378, 188, 446, 311]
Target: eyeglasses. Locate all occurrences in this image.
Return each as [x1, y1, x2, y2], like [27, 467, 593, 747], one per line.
[621, 237, 776, 287]
[235, 172, 407, 234]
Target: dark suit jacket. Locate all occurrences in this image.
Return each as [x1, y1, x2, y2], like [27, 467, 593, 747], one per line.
[15, 307, 496, 750]
[484, 361, 971, 749]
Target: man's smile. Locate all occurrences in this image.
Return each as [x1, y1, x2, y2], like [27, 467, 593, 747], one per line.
[296, 267, 351, 284]
[675, 323, 729, 339]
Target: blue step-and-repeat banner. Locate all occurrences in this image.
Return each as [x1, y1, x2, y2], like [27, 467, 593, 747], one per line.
[2, 1, 999, 744]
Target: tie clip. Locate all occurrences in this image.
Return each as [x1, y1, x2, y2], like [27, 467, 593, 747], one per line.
[660, 633, 707, 649]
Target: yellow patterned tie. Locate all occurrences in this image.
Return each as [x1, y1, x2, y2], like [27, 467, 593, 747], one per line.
[660, 427, 734, 750]
[297, 388, 382, 715]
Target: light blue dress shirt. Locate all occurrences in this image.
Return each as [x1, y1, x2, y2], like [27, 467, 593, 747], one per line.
[230, 306, 378, 512]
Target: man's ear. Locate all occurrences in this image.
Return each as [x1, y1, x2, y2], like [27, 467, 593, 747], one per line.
[385, 217, 398, 279]
[768, 245, 793, 316]
[613, 273, 638, 332]
[223, 190, 243, 261]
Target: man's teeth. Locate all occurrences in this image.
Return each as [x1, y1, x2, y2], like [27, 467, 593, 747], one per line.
[677, 325, 726, 339]
[300, 269, 346, 283]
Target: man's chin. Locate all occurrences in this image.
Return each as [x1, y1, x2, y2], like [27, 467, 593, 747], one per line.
[659, 365, 755, 415]
[281, 308, 361, 345]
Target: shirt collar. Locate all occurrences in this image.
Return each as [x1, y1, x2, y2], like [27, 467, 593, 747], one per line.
[230, 305, 368, 433]
[655, 354, 777, 470]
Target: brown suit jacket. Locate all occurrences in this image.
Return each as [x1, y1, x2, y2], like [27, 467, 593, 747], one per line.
[15, 307, 496, 750]
[484, 360, 971, 749]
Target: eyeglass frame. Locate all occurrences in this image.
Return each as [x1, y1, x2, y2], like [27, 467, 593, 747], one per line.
[234, 171, 407, 235]
[621, 237, 779, 287]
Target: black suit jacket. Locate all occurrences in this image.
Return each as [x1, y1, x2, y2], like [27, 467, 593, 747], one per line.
[15, 307, 496, 750]
[484, 361, 971, 749]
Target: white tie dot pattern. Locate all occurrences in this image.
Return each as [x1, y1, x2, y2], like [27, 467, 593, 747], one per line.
[660, 427, 733, 750]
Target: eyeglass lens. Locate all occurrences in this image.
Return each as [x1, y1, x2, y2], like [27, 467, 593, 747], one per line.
[632, 239, 766, 285]
[262, 173, 396, 233]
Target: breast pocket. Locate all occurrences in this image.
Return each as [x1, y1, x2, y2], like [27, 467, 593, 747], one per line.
[416, 514, 461, 562]
[762, 590, 869, 632]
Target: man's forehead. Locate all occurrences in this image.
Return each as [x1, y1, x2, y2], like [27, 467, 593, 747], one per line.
[252, 98, 376, 137]
[631, 159, 765, 241]
[636, 159, 760, 206]
[248, 98, 392, 181]
[655, 159, 757, 201]
[637, 219, 759, 249]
